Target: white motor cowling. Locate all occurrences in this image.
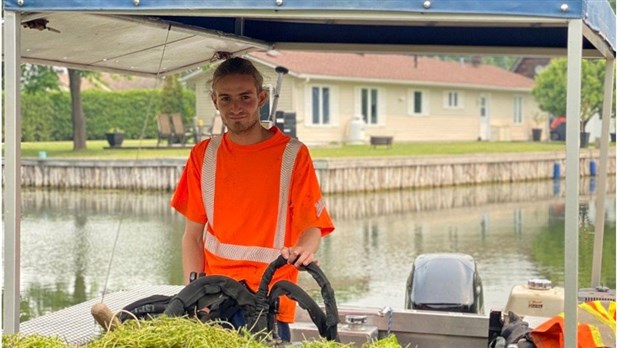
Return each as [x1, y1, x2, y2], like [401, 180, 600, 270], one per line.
[503, 279, 564, 327]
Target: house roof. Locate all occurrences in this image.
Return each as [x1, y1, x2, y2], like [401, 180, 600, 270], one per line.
[250, 51, 534, 90]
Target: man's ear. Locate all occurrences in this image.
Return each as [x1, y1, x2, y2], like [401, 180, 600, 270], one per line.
[258, 89, 268, 108]
[211, 94, 218, 110]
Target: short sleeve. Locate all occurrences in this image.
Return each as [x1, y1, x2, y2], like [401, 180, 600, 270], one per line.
[288, 145, 334, 240]
[170, 141, 209, 224]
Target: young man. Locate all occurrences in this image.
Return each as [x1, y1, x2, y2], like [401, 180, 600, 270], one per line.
[170, 57, 334, 340]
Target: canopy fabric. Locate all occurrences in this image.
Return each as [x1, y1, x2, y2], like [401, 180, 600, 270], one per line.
[1, 0, 612, 19]
[4, 0, 616, 76]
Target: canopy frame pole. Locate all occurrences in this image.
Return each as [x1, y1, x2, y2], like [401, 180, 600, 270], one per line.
[2, 9, 22, 334]
[590, 59, 615, 288]
[0, 0, 3, 335]
[564, 19, 583, 348]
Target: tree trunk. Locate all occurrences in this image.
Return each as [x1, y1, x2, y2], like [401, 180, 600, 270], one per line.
[68, 69, 87, 150]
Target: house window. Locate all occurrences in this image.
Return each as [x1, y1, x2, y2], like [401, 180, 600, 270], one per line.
[513, 96, 523, 124]
[360, 87, 379, 124]
[444, 91, 462, 109]
[409, 89, 428, 115]
[312, 86, 330, 125]
[480, 96, 488, 118]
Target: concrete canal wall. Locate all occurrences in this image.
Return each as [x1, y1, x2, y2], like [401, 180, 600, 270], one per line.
[19, 151, 616, 193]
[314, 151, 616, 193]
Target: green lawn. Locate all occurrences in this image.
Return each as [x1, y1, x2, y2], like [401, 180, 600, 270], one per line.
[19, 140, 191, 159]
[309, 141, 570, 158]
[12, 139, 584, 160]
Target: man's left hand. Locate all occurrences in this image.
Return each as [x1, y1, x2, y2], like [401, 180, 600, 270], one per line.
[281, 246, 316, 268]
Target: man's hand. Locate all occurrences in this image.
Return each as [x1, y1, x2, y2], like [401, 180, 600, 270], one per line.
[281, 227, 321, 268]
[281, 246, 316, 268]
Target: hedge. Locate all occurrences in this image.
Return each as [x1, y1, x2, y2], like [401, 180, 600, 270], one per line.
[20, 89, 195, 141]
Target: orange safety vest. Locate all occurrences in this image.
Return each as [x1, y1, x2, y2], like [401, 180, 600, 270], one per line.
[530, 301, 616, 348]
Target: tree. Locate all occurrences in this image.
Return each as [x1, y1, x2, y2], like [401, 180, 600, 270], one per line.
[21, 64, 60, 94]
[68, 69, 88, 150]
[67, 69, 103, 150]
[18, 64, 110, 149]
[531, 58, 613, 132]
[160, 74, 185, 116]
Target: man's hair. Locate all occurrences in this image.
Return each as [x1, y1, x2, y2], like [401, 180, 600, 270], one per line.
[211, 57, 264, 95]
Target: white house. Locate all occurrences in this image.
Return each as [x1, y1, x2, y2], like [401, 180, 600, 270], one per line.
[183, 51, 543, 145]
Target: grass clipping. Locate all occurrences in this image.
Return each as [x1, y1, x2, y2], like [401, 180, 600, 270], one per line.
[3, 316, 403, 347]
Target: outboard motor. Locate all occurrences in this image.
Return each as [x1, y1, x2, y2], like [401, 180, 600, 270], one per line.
[405, 253, 483, 314]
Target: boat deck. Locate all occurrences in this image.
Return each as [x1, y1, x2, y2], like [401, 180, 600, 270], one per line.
[20, 285, 491, 347]
[20, 285, 183, 346]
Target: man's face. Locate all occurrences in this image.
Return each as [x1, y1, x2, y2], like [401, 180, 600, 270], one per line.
[211, 74, 267, 134]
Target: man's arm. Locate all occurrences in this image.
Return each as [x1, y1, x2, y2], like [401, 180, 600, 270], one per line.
[283, 227, 321, 268]
[182, 219, 206, 284]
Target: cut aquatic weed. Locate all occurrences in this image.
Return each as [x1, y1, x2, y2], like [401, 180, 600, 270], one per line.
[300, 334, 403, 348]
[366, 335, 405, 348]
[87, 316, 267, 348]
[88, 317, 405, 348]
[2, 333, 68, 348]
[3, 316, 405, 347]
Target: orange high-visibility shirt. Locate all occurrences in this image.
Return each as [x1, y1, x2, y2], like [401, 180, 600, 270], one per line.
[171, 127, 334, 322]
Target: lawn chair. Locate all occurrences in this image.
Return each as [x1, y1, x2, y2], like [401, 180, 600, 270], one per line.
[156, 113, 173, 147]
[171, 113, 194, 146]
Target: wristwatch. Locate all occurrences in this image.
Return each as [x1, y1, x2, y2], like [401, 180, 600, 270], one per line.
[189, 271, 198, 283]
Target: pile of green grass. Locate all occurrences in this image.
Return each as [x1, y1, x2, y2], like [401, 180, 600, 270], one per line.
[3, 316, 404, 347]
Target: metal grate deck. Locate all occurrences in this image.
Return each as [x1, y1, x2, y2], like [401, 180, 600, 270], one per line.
[20, 285, 183, 346]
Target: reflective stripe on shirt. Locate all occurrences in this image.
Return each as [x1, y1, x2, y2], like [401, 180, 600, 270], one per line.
[202, 134, 222, 232]
[204, 232, 281, 263]
[201, 134, 302, 264]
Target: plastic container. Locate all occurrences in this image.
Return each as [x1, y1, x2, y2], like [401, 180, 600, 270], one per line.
[347, 116, 365, 144]
[504, 279, 564, 324]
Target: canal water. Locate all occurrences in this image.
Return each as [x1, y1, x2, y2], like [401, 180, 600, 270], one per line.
[16, 178, 616, 322]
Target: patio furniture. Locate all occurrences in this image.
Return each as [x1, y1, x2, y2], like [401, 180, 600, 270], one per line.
[171, 113, 194, 146]
[370, 136, 393, 149]
[156, 113, 173, 147]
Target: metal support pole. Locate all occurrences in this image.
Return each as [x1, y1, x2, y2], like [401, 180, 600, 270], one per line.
[0, 1, 4, 333]
[563, 19, 583, 348]
[3, 9, 22, 334]
[0, 2, 4, 335]
[590, 59, 615, 287]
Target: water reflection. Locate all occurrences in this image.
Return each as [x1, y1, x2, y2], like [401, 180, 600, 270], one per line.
[16, 178, 616, 321]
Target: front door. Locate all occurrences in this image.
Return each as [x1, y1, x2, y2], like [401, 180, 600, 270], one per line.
[479, 94, 489, 141]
